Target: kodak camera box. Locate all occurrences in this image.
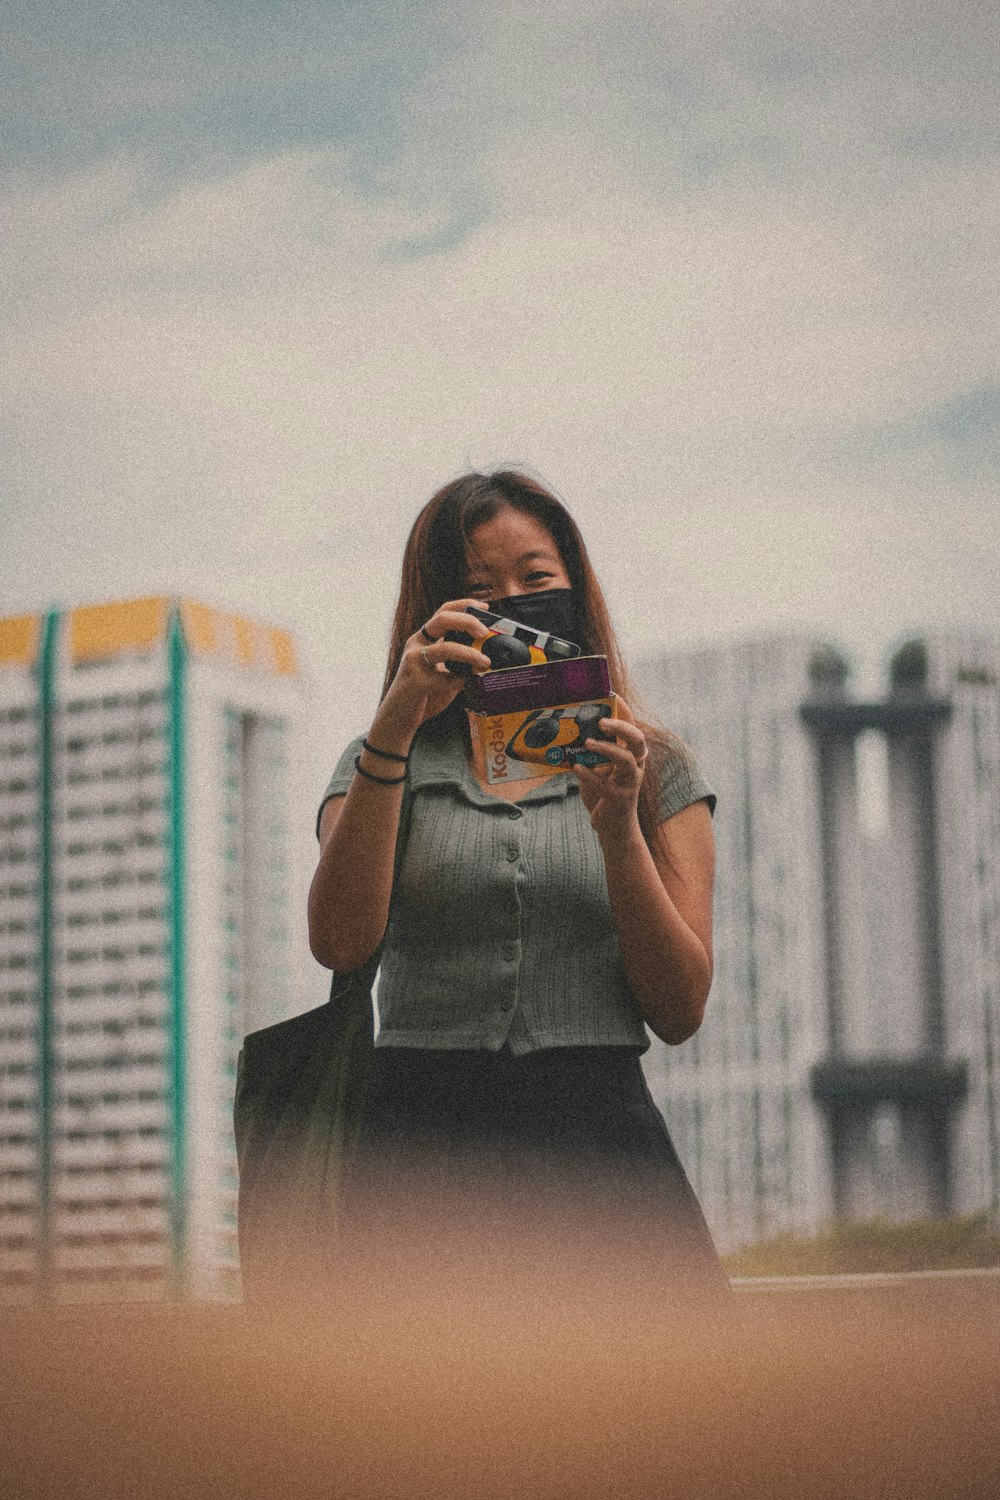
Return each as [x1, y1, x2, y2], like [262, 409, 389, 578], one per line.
[464, 654, 616, 784]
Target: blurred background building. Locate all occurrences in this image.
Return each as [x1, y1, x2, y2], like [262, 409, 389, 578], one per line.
[0, 598, 299, 1302]
[638, 629, 1000, 1252]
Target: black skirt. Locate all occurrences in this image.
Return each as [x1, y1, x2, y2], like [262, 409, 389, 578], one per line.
[345, 1044, 731, 1313]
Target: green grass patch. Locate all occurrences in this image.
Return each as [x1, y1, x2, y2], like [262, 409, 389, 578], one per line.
[723, 1212, 1000, 1278]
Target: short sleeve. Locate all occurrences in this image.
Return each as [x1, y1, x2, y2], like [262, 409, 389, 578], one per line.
[315, 734, 366, 839]
[657, 736, 716, 821]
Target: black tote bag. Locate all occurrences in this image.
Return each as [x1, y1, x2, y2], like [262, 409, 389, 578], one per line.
[234, 783, 411, 1297]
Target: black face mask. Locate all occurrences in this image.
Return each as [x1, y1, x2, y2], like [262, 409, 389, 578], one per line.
[488, 588, 582, 648]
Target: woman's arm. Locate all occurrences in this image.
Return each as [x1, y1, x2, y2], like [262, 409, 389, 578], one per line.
[596, 800, 714, 1045]
[308, 715, 410, 973]
[307, 602, 491, 972]
[573, 710, 714, 1045]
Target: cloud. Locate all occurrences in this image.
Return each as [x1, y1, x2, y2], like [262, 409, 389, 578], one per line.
[9, 2, 998, 211]
[360, 0, 1000, 205]
[2, 0, 998, 668]
[838, 379, 1000, 489]
[1, 0, 448, 180]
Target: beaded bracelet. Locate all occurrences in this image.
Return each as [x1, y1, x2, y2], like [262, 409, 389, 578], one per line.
[361, 737, 409, 764]
[354, 755, 406, 786]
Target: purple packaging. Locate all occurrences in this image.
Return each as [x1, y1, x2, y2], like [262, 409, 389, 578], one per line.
[462, 655, 612, 716]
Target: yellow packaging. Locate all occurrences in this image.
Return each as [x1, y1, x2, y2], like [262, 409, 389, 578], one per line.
[469, 695, 617, 784]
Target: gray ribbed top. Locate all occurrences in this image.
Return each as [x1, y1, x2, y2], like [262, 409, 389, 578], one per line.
[318, 720, 715, 1055]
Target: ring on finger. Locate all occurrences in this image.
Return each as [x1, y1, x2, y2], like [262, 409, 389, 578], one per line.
[420, 645, 434, 670]
[419, 625, 436, 643]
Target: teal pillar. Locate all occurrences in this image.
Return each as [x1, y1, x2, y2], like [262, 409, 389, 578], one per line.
[37, 611, 58, 1298]
[168, 609, 188, 1296]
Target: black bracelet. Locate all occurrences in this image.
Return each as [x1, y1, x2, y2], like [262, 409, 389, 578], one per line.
[354, 755, 406, 786]
[361, 737, 409, 764]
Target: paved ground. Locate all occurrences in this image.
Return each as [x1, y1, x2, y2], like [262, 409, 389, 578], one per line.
[3, 1265, 999, 1498]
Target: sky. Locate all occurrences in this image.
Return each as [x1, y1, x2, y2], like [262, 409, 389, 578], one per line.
[2, 0, 998, 999]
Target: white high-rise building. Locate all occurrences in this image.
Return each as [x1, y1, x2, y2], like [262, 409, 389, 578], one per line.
[0, 598, 299, 1301]
[636, 629, 1000, 1251]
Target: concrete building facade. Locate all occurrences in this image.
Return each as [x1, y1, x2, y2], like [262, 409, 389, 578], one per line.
[0, 598, 299, 1301]
[636, 629, 1000, 1251]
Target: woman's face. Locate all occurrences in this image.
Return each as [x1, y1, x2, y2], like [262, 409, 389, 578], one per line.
[464, 506, 571, 603]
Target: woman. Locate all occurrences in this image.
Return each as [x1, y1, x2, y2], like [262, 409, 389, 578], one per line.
[308, 469, 729, 1307]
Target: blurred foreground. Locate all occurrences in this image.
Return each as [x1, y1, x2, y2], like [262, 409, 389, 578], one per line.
[3, 1221, 999, 1499]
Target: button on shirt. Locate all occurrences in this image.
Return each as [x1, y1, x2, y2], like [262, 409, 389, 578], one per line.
[318, 721, 715, 1056]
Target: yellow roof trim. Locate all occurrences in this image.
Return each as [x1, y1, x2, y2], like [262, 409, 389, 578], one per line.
[70, 597, 170, 665]
[0, 614, 41, 668]
[6, 597, 300, 676]
[270, 627, 298, 677]
[178, 600, 298, 676]
[179, 600, 220, 657]
[232, 615, 256, 667]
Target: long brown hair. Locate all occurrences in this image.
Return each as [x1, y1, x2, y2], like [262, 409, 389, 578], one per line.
[384, 469, 690, 854]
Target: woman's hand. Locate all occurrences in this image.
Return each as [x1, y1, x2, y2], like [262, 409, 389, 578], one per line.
[572, 699, 648, 842]
[376, 600, 492, 743]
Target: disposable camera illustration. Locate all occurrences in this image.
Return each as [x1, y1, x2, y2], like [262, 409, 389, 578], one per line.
[506, 703, 612, 767]
[445, 605, 583, 674]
